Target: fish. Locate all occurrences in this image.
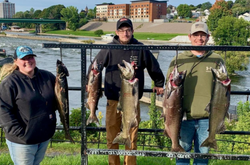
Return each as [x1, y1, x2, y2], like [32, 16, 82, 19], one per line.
[112, 60, 139, 148]
[55, 59, 75, 143]
[162, 65, 186, 152]
[86, 60, 103, 125]
[201, 62, 231, 150]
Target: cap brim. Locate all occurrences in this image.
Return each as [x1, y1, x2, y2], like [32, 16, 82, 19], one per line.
[191, 29, 208, 34]
[19, 54, 37, 59]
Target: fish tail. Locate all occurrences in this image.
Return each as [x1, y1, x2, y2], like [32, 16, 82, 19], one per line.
[112, 133, 131, 148]
[59, 113, 75, 143]
[86, 114, 99, 125]
[201, 138, 217, 150]
[65, 132, 75, 144]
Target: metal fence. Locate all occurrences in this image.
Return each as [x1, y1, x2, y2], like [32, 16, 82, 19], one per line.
[2, 44, 250, 164]
[41, 43, 250, 164]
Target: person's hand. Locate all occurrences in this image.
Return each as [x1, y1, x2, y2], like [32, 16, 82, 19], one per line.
[152, 87, 164, 95]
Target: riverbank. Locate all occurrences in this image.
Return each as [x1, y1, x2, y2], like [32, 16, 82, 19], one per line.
[3, 32, 215, 45]
[1, 32, 214, 45]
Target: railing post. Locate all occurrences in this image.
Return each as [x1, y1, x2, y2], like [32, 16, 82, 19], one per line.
[81, 48, 88, 165]
[98, 132, 101, 149]
[0, 128, 2, 146]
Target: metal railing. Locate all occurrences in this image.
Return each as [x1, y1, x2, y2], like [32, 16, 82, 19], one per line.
[30, 43, 250, 163]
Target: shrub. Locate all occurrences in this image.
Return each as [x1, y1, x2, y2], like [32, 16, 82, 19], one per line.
[94, 29, 104, 37]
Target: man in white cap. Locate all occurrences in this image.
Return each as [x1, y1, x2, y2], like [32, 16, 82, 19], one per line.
[165, 22, 227, 165]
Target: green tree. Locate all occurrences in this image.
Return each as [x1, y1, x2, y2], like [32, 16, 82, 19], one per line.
[201, 2, 212, 10]
[231, 3, 247, 17]
[86, 9, 96, 19]
[60, 6, 79, 31]
[207, 0, 231, 32]
[196, 4, 202, 8]
[177, 4, 192, 18]
[227, 0, 234, 8]
[33, 10, 42, 18]
[94, 29, 104, 36]
[220, 51, 249, 74]
[189, 5, 196, 10]
[13, 11, 25, 18]
[232, 0, 250, 16]
[212, 16, 250, 46]
[79, 18, 88, 27]
[38, 5, 65, 30]
[232, 101, 250, 153]
[39, 5, 65, 19]
[212, 16, 250, 74]
[235, 0, 247, 6]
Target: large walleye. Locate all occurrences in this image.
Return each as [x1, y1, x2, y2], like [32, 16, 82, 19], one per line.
[55, 59, 75, 143]
[112, 60, 139, 148]
[201, 62, 231, 150]
[86, 60, 102, 125]
[162, 65, 186, 152]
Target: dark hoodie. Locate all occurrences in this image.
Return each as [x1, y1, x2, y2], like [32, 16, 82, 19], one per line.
[0, 68, 57, 144]
[89, 35, 165, 100]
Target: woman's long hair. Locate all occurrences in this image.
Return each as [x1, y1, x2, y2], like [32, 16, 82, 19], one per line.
[0, 63, 17, 82]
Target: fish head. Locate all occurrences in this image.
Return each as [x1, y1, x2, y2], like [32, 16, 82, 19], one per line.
[91, 60, 102, 76]
[118, 60, 135, 80]
[170, 66, 186, 87]
[56, 59, 69, 76]
[211, 62, 229, 82]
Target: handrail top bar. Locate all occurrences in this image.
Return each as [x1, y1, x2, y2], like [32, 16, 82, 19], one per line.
[68, 86, 250, 95]
[42, 43, 250, 51]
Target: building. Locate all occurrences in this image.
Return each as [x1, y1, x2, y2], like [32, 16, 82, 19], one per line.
[96, 3, 114, 20]
[130, 0, 167, 22]
[96, 0, 167, 23]
[107, 4, 130, 22]
[238, 12, 250, 22]
[0, 0, 15, 18]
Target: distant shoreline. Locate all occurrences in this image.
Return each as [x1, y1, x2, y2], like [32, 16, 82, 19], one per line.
[0, 33, 196, 45]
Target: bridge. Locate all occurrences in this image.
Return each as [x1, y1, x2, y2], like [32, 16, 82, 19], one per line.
[0, 18, 66, 34]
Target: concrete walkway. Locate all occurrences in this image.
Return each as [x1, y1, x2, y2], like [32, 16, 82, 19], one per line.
[80, 22, 193, 34]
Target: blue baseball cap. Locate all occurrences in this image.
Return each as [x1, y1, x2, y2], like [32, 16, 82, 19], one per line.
[14, 46, 36, 59]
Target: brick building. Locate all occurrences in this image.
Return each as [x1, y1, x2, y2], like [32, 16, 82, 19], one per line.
[96, 0, 167, 23]
[0, 0, 15, 18]
[96, 3, 114, 20]
[107, 4, 130, 22]
[130, 0, 167, 22]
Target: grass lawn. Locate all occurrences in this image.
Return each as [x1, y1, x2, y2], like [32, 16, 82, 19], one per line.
[44, 30, 186, 41]
[1, 142, 250, 165]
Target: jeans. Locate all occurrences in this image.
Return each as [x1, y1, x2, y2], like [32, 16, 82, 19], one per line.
[176, 119, 209, 165]
[6, 139, 50, 165]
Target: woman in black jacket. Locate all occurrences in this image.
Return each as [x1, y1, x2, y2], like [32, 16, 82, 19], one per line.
[0, 46, 57, 165]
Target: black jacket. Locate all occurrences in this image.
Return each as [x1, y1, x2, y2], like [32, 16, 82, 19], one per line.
[88, 35, 165, 100]
[0, 68, 57, 144]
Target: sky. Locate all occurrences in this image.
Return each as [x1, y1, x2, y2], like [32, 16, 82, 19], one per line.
[9, 0, 219, 13]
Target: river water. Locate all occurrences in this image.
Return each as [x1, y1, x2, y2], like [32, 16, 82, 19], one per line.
[0, 34, 249, 125]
